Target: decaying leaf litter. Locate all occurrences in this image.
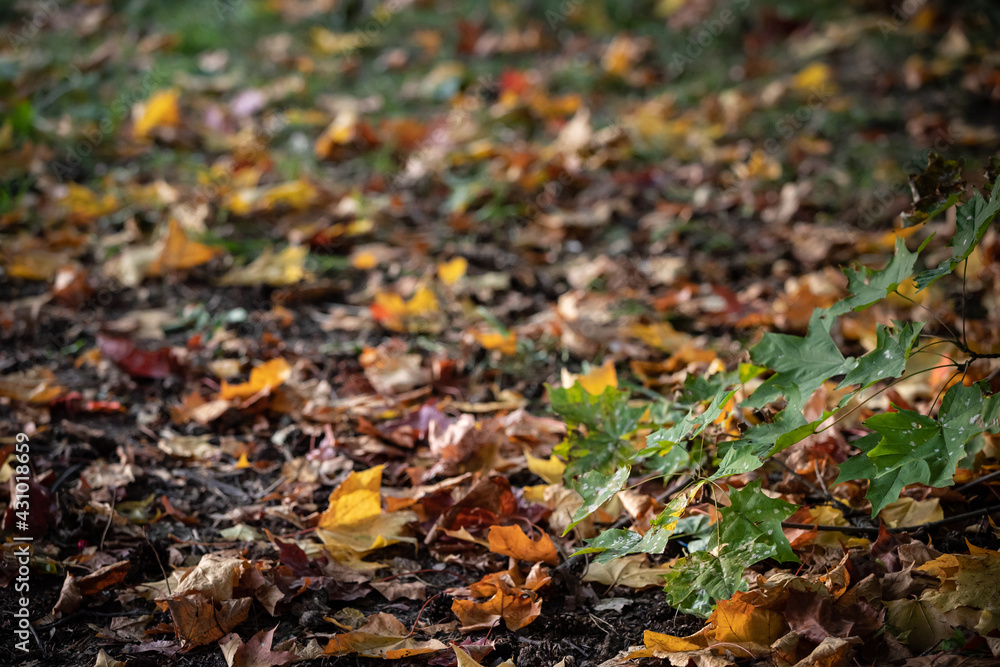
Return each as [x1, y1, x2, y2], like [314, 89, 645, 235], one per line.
[3, 1, 1000, 666]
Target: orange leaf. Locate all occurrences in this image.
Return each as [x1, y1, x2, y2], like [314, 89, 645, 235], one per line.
[626, 629, 702, 657]
[473, 329, 518, 355]
[218, 358, 291, 401]
[487, 525, 558, 565]
[708, 592, 787, 655]
[323, 613, 445, 657]
[451, 582, 541, 631]
[134, 89, 180, 139]
[154, 220, 220, 273]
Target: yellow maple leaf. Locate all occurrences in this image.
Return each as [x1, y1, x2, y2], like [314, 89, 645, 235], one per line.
[473, 329, 517, 355]
[133, 89, 180, 139]
[525, 452, 565, 485]
[562, 359, 617, 395]
[792, 63, 835, 93]
[437, 257, 468, 286]
[371, 285, 440, 331]
[218, 358, 291, 401]
[316, 465, 417, 556]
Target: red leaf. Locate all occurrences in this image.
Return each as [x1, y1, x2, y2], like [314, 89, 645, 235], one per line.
[97, 333, 177, 379]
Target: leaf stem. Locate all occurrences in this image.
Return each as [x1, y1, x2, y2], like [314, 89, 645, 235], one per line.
[894, 290, 960, 342]
[815, 363, 957, 434]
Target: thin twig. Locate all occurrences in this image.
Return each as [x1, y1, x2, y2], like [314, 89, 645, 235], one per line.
[143, 528, 171, 595]
[408, 593, 441, 636]
[773, 459, 859, 518]
[100, 486, 116, 551]
[962, 257, 969, 350]
[782, 503, 1000, 535]
[955, 469, 1000, 494]
[894, 291, 960, 342]
[816, 364, 957, 434]
[925, 368, 962, 417]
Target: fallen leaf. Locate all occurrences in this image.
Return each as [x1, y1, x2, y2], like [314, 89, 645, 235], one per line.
[525, 452, 566, 485]
[324, 612, 445, 657]
[219, 358, 291, 401]
[134, 89, 180, 139]
[152, 219, 221, 273]
[218, 246, 312, 286]
[452, 642, 516, 667]
[316, 465, 417, 556]
[97, 333, 177, 379]
[438, 257, 468, 286]
[0, 366, 65, 403]
[219, 626, 296, 667]
[488, 525, 559, 565]
[472, 329, 518, 355]
[451, 579, 542, 631]
[562, 359, 617, 395]
[93, 650, 126, 667]
[583, 554, 672, 589]
[166, 594, 251, 647]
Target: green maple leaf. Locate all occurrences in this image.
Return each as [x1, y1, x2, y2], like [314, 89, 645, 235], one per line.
[838, 321, 924, 390]
[643, 384, 736, 455]
[835, 433, 933, 516]
[915, 178, 1000, 291]
[851, 384, 1000, 515]
[563, 466, 630, 535]
[746, 309, 852, 412]
[716, 479, 799, 563]
[834, 432, 880, 485]
[713, 405, 812, 479]
[550, 383, 645, 478]
[829, 235, 922, 316]
[576, 525, 671, 564]
[660, 538, 774, 617]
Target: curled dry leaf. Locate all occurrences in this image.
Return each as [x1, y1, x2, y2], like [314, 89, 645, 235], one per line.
[487, 524, 559, 565]
[323, 612, 446, 657]
[53, 560, 130, 615]
[219, 626, 296, 667]
[166, 593, 252, 647]
[451, 578, 542, 631]
[451, 642, 516, 667]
